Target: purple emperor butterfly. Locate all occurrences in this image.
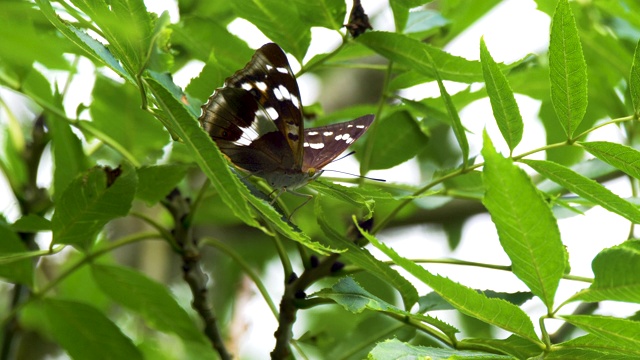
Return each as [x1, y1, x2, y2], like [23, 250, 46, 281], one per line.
[199, 43, 374, 198]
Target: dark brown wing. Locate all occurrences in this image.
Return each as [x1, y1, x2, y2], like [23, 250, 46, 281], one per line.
[199, 43, 305, 172]
[302, 115, 374, 172]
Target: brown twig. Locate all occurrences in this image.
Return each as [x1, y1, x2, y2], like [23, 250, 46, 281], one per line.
[1, 115, 51, 360]
[271, 253, 342, 359]
[163, 189, 231, 360]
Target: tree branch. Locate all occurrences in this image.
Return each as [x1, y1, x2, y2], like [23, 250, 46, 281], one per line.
[163, 190, 231, 360]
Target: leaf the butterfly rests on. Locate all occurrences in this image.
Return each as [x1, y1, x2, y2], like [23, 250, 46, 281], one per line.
[199, 43, 374, 198]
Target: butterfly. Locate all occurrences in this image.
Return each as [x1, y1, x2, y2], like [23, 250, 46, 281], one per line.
[199, 43, 374, 200]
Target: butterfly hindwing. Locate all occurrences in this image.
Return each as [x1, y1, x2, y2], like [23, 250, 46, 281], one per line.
[302, 115, 374, 171]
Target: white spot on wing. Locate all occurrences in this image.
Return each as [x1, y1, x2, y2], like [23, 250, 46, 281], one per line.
[347, 124, 354, 128]
[334, 134, 343, 141]
[266, 64, 273, 70]
[291, 95, 300, 109]
[274, 87, 284, 101]
[277, 85, 291, 99]
[309, 143, 324, 149]
[266, 107, 279, 120]
[241, 83, 252, 91]
[303, 142, 310, 147]
[307, 131, 318, 136]
[323, 131, 333, 136]
[356, 125, 365, 128]
[276, 67, 289, 74]
[255, 81, 267, 91]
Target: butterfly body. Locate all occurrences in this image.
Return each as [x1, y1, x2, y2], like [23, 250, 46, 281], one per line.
[199, 43, 373, 193]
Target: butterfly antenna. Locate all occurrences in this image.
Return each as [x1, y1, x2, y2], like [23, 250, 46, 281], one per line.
[332, 151, 356, 163]
[321, 169, 386, 182]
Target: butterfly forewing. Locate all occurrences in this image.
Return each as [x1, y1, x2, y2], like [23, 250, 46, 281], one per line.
[302, 115, 374, 171]
[225, 43, 305, 167]
[199, 42, 374, 192]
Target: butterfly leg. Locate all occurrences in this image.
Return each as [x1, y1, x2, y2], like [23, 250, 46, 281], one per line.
[285, 190, 314, 221]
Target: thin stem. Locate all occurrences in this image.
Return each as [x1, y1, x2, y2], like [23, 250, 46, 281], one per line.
[373, 139, 572, 234]
[540, 316, 551, 350]
[360, 61, 394, 179]
[36, 232, 162, 297]
[337, 323, 404, 360]
[129, 211, 179, 250]
[269, 223, 294, 280]
[364, 258, 592, 283]
[572, 116, 634, 141]
[186, 178, 211, 226]
[384, 312, 454, 347]
[201, 238, 279, 319]
[297, 40, 347, 77]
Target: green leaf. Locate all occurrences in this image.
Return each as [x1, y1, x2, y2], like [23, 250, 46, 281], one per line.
[522, 159, 640, 223]
[549, 0, 588, 138]
[430, 55, 469, 168]
[145, 73, 333, 254]
[91, 264, 213, 349]
[419, 290, 534, 312]
[550, 334, 640, 358]
[171, 18, 254, 67]
[359, 222, 541, 344]
[292, 0, 345, 30]
[90, 76, 169, 164]
[363, 110, 429, 171]
[0, 125, 28, 192]
[69, 0, 152, 75]
[136, 164, 190, 204]
[580, 141, 640, 180]
[0, 2, 69, 70]
[316, 201, 418, 310]
[47, 95, 90, 202]
[0, 222, 34, 286]
[35, 0, 133, 82]
[22, 298, 142, 360]
[369, 338, 514, 360]
[459, 335, 543, 359]
[561, 315, 640, 349]
[358, 31, 486, 83]
[144, 72, 255, 221]
[392, 0, 434, 8]
[631, 38, 640, 115]
[51, 162, 137, 249]
[11, 214, 51, 232]
[480, 38, 523, 152]
[231, 0, 311, 60]
[309, 181, 375, 219]
[313, 277, 458, 338]
[186, 55, 228, 103]
[572, 240, 640, 303]
[389, 1, 409, 32]
[482, 133, 565, 310]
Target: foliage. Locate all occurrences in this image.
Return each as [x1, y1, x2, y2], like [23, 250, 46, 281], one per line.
[1, 0, 639, 359]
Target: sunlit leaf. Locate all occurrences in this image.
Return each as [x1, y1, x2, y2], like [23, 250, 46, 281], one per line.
[572, 240, 640, 304]
[483, 133, 566, 310]
[23, 298, 142, 360]
[522, 159, 640, 223]
[549, 0, 588, 137]
[360, 223, 540, 344]
[480, 37, 523, 152]
[51, 163, 137, 249]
